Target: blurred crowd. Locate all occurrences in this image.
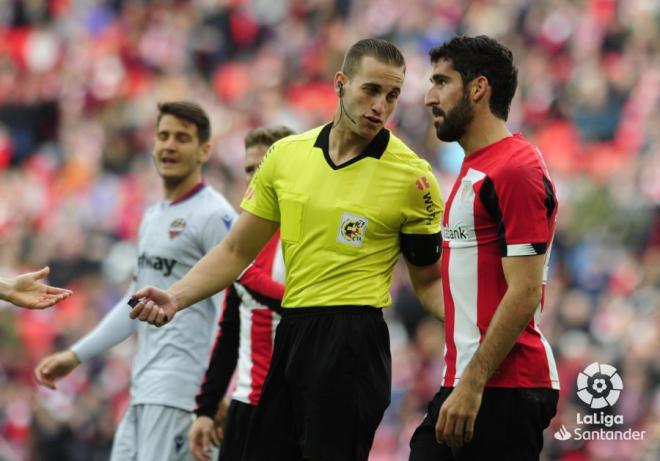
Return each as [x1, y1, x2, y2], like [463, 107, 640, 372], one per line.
[0, 0, 658, 460]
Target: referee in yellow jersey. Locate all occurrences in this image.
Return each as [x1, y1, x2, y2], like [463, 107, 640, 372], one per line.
[130, 38, 444, 461]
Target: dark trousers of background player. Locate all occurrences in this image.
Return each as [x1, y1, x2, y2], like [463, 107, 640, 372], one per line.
[217, 400, 254, 461]
[409, 387, 559, 461]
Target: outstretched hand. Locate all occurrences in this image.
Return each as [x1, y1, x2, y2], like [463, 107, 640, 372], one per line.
[3, 267, 72, 309]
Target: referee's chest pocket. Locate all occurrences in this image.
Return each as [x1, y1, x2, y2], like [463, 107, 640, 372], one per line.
[326, 201, 375, 255]
[279, 193, 307, 243]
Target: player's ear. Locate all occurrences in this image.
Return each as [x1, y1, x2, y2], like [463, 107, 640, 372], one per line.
[199, 142, 212, 163]
[471, 75, 488, 104]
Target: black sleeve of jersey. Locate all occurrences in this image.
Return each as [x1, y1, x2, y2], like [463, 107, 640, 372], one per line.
[400, 232, 442, 266]
[194, 284, 241, 418]
[237, 282, 284, 314]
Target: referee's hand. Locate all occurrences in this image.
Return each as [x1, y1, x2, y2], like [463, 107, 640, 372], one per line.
[129, 286, 176, 327]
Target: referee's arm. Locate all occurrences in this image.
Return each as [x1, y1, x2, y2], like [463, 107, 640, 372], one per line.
[405, 259, 444, 322]
[130, 212, 279, 326]
[401, 228, 444, 322]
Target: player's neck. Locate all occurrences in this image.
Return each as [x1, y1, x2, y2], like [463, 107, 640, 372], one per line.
[328, 120, 372, 165]
[163, 174, 203, 202]
[460, 114, 512, 156]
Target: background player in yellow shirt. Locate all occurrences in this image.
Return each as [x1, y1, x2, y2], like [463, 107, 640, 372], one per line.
[130, 38, 444, 461]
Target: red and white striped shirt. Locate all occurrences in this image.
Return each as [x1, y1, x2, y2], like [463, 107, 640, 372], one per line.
[232, 233, 284, 404]
[194, 232, 284, 417]
[441, 134, 559, 390]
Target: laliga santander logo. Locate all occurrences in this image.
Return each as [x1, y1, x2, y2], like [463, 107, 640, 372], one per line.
[576, 362, 623, 409]
[554, 425, 572, 441]
[553, 362, 645, 442]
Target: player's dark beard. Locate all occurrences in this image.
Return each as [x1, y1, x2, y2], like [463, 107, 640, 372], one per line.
[432, 90, 473, 142]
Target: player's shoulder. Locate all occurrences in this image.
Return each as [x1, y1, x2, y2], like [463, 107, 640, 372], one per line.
[492, 134, 549, 180]
[508, 134, 542, 162]
[385, 131, 433, 174]
[189, 186, 236, 234]
[193, 185, 236, 216]
[142, 202, 160, 220]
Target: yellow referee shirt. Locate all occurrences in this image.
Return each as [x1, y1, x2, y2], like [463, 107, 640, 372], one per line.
[241, 123, 443, 308]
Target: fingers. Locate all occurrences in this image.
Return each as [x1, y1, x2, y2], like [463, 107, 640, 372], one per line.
[131, 287, 151, 300]
[451, 415, 464, 448]
[189, 428, 210, 461]
[435, 406, 446, 444]
[189, 419, 216, 461]
[129, 298, 147, 319]
[465, 414, 475, 443]
[34, 361, 56, 390]
[33, 266, 50, 281]
[129, 297, 169, 326]
[435, 408, 473, 448]
[146, 303, 160, 324]
[34, 352, 78, 388]
[33, 293, 70, 310]
[45, 285, 73, 296]
[201, 429, 211, 461]
[209, 425, 220, 447]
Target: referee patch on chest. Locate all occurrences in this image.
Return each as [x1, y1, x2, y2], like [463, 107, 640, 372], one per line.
[337, 212, 369, 247]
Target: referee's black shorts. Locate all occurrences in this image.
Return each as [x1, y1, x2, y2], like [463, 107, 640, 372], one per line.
[242, 306, 391, 461]
[409, 387, 559, 461]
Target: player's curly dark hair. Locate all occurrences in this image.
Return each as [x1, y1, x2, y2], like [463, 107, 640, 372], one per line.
[157, 101, 211, 144]
[429, 36, 518, 120]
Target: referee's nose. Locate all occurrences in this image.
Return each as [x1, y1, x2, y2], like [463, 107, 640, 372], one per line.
[371, 96, 386, 116]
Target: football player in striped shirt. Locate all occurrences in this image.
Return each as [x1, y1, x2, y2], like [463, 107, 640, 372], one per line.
[410, 35, 559, 461]
[188, 126, 294, 461]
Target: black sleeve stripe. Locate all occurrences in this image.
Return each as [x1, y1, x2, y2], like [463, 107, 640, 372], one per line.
[532, 242, 547, 254]
[543, 175, 557, 218]
[194, 284, 240, 418]
[400, 232, 442, 266]
[237, 283, 284, 314]
[479, 176, 507, 256]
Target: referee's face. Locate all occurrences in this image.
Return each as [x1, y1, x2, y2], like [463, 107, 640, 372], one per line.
[341, 56, 404, 138]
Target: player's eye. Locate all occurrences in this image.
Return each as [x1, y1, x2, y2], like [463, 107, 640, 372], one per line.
[245, 166, 256, 175]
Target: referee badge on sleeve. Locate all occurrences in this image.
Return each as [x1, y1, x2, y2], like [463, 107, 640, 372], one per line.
[337, 212, 368, 247]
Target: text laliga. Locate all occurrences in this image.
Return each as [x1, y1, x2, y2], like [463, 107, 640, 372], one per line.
[576, 412, 623, 427]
